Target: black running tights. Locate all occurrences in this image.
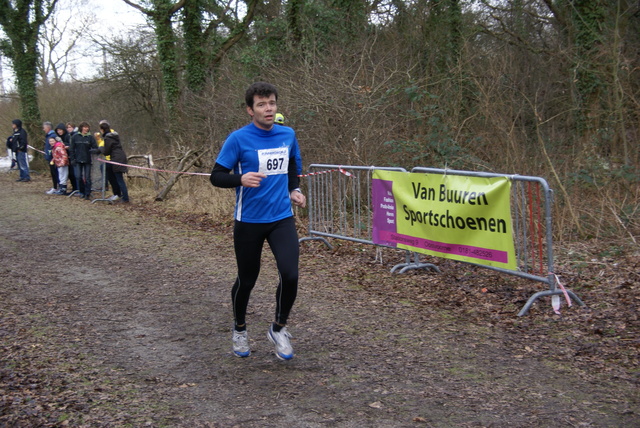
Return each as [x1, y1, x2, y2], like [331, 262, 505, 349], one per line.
[232, 217, 299, 327]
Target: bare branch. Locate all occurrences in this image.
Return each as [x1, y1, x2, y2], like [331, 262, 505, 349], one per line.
[121, 0, 185, 16]
[121, 0, 151, 16]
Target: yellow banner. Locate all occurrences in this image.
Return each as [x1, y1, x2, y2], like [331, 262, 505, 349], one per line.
[372, 170, 517, 270]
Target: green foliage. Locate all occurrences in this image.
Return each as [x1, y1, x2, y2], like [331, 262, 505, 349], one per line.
[425, 0, 462, 72]
[237, 13, 290, 71]
[569, 161, 640, 188]
[330, 0, 368, 37]
[235, 0, 369, 74]
[0, 38, 10, 56]
[0, 0, 59, 132]
[182, 0, 206, 92]
[383, 84, 472, 169]
[269, 0, 371, 59]
[569, 0, 608, 135]
[149, 0, 180, 116]
[296, 0, 347, 54]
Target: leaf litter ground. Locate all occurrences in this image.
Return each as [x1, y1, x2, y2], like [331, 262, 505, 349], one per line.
[0, 173, 638, 427]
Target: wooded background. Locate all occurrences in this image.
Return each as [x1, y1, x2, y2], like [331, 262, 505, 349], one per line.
[1, 0, 638, 243]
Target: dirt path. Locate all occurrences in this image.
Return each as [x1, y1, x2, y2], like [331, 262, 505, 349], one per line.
[1, 172, 638, 427]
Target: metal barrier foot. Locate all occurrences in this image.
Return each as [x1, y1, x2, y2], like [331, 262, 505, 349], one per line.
[299, 236, 333, 250]
[517, 289, 586, 317]
[391, 262, 440, 274]
[391, 251, 440, 274]
[91, 198, 113, 205]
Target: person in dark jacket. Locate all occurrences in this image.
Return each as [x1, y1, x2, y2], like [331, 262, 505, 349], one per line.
[97, 120, 119, 198]
[69, 121, 99, 199]
[55, 122, 78, 193]
[11, 119, 30, 182]
[99, 122, 129, 203]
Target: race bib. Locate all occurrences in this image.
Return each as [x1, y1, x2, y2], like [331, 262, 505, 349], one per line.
[257, 147, 289, 175]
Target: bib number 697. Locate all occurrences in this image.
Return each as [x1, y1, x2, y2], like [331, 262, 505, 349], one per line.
[266, 157, 284, 171]
[258, 147, 289, 175]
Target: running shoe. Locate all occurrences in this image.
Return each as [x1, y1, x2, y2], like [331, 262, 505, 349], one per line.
[46, 188, 57, 194]
[232, 330, 250, 357]
[268, 325, 294, 360]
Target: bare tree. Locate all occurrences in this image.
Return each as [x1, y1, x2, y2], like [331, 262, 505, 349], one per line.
[38, 0, 96, 85]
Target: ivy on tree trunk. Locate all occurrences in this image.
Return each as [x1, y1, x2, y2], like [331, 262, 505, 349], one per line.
[123, 0, 185, 128]
[0, 0, 58, 137]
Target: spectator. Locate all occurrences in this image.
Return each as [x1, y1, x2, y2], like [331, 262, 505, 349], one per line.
[66, 122, 77, 136]
[64, 122, 81, 195]
[51, 136, 69, 195]
[69, 122, 99, 200]
[55, 123, 77, 194]
[98, 120, 121, 200]
[11, 119, 30, 182]
[43, 122, 59, 194]
[99, 122, 129, 203]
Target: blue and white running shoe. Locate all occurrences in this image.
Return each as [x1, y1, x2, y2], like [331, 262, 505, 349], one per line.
[268, 325, 294, 360]
[232, 329, 250, 357]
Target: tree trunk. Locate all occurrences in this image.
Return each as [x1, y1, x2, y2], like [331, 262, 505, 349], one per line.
[183, 0, 206, 93]
[155, 149, 210, 201]
[0, 0, 57, 136]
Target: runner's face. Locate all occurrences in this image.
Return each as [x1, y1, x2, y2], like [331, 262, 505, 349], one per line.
[247, 94, 277, 131]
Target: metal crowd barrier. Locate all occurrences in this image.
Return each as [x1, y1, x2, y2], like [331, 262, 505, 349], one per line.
[67, 153, 108, 200]
[300, 163, 585, 316]
[299, 164, 440, 274]
[92, 154, 113, 204]
[412, 167, 584, 315]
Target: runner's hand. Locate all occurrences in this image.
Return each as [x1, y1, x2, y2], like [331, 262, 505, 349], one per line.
[241, 172, 267, 187]
[290, 190, 306, 208]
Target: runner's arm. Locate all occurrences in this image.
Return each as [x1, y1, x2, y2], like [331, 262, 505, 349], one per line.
[210, 162, 242, 188]
[288, 156, 300, 192]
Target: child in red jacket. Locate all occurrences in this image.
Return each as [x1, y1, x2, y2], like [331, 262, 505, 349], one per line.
[51, 136, 69, 195]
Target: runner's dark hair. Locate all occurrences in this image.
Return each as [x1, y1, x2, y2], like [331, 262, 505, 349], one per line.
[245, 82, 278, 108]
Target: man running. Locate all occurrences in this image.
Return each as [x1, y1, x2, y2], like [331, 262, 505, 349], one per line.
[210, 82, 305, 360]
